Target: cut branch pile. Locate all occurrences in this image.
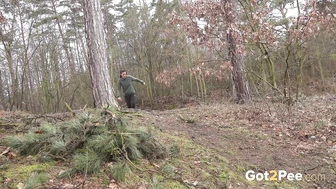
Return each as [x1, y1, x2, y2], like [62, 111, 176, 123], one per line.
[4, 108, 167, 181]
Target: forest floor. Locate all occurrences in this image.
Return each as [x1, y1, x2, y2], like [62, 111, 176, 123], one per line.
[0, 95, 336, 189]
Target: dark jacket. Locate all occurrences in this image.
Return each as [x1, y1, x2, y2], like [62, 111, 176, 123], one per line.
[117, 75, 144, 97]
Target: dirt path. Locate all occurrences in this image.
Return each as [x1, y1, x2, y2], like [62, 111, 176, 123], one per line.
[137, 96, 336, 188]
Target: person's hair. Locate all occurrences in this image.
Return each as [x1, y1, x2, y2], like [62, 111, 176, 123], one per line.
[120, 69, 126, 78]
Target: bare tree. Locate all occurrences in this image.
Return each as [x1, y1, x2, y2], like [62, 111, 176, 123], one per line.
[171, 0, 251, 103]
[82, 0, 119, 108]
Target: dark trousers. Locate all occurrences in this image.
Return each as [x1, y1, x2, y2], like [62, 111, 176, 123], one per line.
[125, 94, 136, 108]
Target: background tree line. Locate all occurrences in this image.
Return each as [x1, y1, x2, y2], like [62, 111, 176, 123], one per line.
[0, 0, 335, 113]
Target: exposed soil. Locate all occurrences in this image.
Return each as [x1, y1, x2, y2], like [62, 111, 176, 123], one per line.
[0, 95, 335, 189]
[135, 95, 336, 188]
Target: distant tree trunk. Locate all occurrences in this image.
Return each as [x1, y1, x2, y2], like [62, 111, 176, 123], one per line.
[18, 8, 33, 111]
[51, 0, 75, 73]
[2, 40, 19, 110]
[0, 12, 4, 109]
[227, 31, 251, 103]
[0, 70, 4, 109]
[223, 0, 251, 104]
[82, 0, 119, 108]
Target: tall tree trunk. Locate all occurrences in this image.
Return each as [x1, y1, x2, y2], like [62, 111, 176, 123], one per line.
[0, 70, 4, 109]
[223, 0, 251, 104]
[82, 0, 119, 108]
[3, 42, 18, 110]
[51, 0, 75, 73]
[18, 7, 33, 111]
[0, 12, 5, 108]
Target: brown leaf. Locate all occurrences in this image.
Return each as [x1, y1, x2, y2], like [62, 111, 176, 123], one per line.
[108, 180, 119, 189]
[150, 162, 160, 169]
[17, 182, 24, 189]
[9, 151, 17, 159]
[0, 147, 10, 156]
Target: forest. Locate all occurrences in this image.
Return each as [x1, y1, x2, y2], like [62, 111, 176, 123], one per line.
[0, 0, 336, 189]
[0, 0, 335, 112]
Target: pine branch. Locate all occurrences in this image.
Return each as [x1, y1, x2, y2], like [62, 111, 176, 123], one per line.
[4, 108, 168, 179]
[64, 102, 75, 116]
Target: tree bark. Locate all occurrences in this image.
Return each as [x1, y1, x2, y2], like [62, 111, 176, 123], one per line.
[227, 31, 251, 104]
[0, 70, 4, 109]
[223, 0, 251, 104]
[82, 0, 119, 108]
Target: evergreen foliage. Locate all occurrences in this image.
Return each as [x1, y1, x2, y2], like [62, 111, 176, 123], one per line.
[22, 174, 48, 189]
[106, 161, 131, 182]
[71, 148, 103, 175]
[5, 109, 167, 180]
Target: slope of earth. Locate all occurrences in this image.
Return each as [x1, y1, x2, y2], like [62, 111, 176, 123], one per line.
[0, 95, 335, 189]
[132, 95, 336, 188]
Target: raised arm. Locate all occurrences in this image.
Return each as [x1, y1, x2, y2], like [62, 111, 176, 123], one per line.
[129, 75, 145, 85]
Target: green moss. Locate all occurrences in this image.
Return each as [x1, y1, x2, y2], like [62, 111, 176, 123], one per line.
[5, 162, 55, 181]
[163, 181, 187, 188]
[162, 164, 175, 177]
[167, 105, 176, 110]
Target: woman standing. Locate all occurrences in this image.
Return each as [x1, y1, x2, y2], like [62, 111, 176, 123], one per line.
[117, 70, 145, 108]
